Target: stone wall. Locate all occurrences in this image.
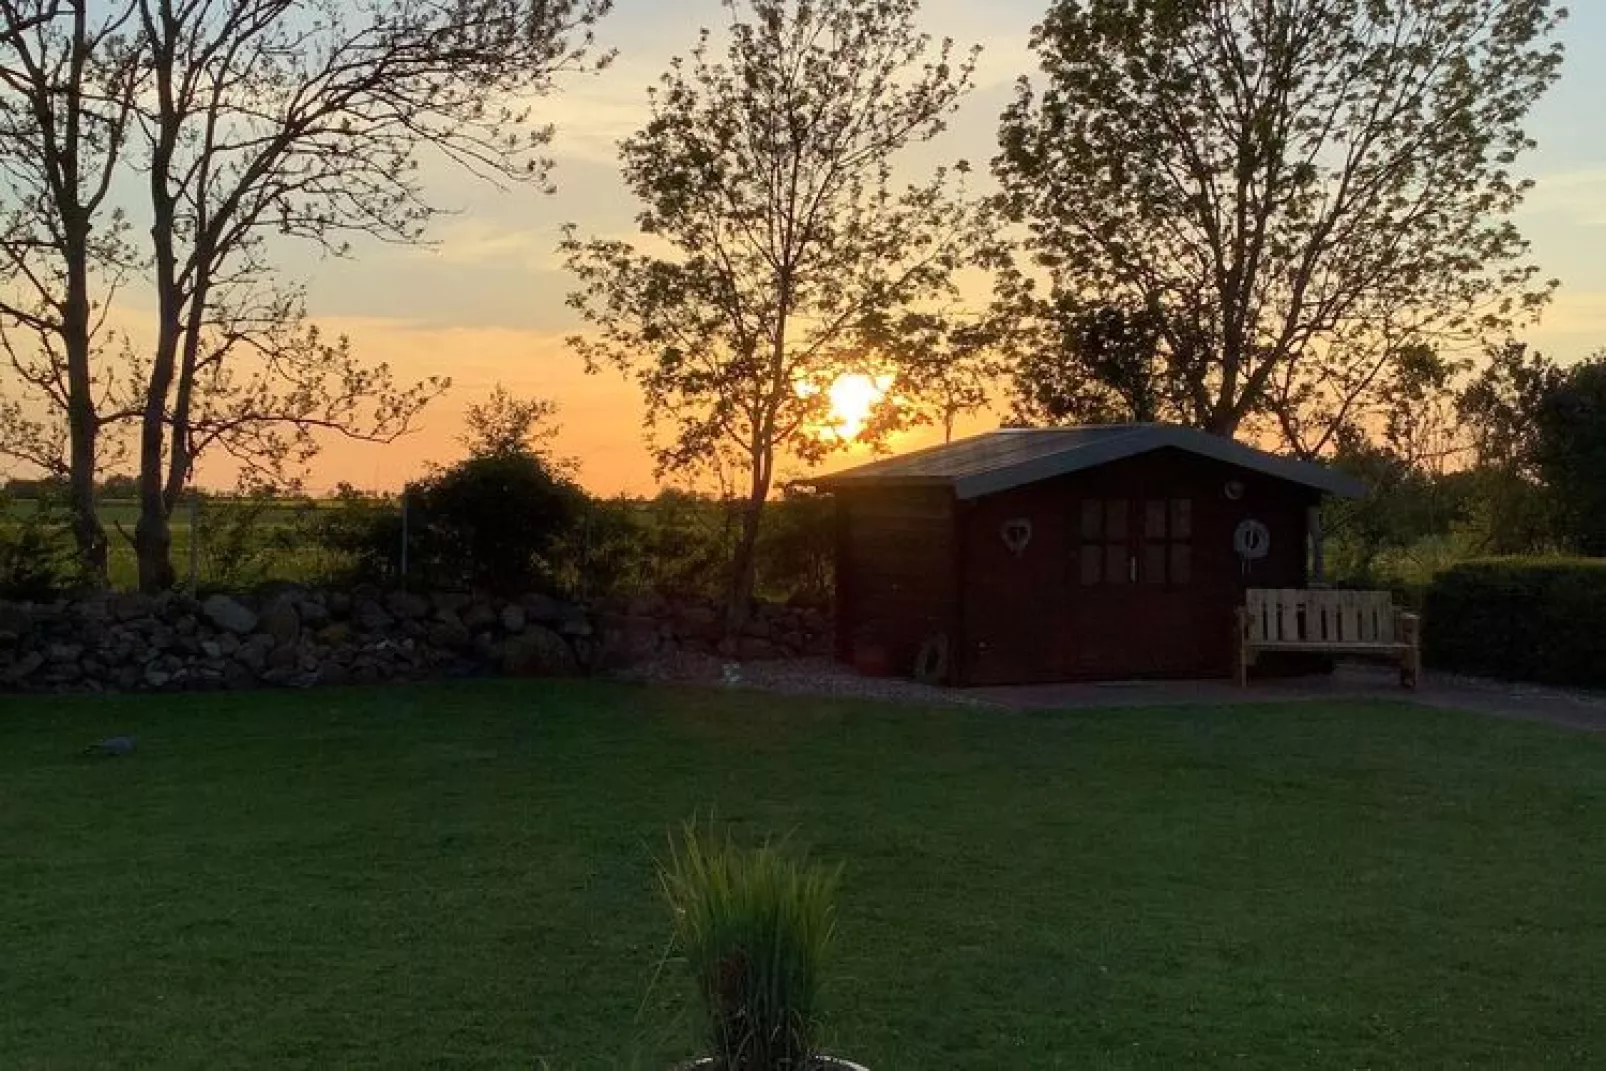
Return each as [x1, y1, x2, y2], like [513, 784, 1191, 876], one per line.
[0, 587, 833, 693]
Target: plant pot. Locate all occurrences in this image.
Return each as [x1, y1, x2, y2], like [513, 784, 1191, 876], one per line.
[679, 1058, 869, 1070]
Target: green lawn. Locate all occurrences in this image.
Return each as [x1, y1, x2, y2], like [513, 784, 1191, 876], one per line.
[3, 682, 1603, 1069]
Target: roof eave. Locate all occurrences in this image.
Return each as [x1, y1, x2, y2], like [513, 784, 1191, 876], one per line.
[950, 426, 1366, 500]
[809, 474, 952, 492]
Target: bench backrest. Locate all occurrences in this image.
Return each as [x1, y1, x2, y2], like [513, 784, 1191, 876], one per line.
[1244, 588, 1397, 645]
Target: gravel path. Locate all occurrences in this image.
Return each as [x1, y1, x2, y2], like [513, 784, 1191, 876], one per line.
[612, 652, 998, 708]
[615, 655, 1606, 732]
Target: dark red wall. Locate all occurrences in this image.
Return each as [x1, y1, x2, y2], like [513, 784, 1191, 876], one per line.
[834, 486, 958, 676]
[953, 449, 1316, 685]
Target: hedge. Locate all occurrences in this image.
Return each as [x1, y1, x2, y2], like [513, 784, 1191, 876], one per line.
[1424, 558, 1606, 687]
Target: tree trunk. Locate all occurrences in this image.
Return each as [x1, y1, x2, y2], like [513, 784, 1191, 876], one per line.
[136, 39, 181, 595]
[62, 220, 106, 586]
[725, 463, 771, 635]
[133, 435, 176, 592]
[57, 5, 107, 587]
[63, 339, 106, 585]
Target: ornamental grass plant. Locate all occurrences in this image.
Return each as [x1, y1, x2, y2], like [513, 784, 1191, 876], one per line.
[658, 820, 841, 1071]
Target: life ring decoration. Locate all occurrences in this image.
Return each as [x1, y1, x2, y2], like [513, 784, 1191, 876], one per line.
[1234, 519, 1271, 562]
[1000, 517, 1033, 558]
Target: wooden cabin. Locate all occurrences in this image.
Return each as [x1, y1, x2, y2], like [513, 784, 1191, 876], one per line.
[812, 425, 1365, 686]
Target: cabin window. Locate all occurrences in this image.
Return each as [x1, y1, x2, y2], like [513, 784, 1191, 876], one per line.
[1078, 498, 1129, 585]
[1142, 497, 1192, 585]
[1078, 497, 1192, 586]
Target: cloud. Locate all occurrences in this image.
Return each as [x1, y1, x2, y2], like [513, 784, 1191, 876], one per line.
[186, 316, 659, 496]
[422, 219, 561, 272]
[1527, 169, 1606, 228]
[1534, 289, 1606, 353]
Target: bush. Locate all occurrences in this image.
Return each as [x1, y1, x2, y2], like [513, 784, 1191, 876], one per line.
[755, 490, 834, 606]
[657, 820, 840, 1071]
[309, 488, 405, 587]
[567, 491, 735, 600]
[0, 492, 77, 600]
[408, 452, 585, 594]
[550, 491, 835, 604]
[1424, 558, 1606, 687]
[191, 496, 321, 591]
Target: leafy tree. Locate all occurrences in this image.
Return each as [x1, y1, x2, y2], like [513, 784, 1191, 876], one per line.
[1371, 344, 1467, 475]
[1456, 341, 1564, 553]
[459, 384, 576, 475]
[755, 485, 834, 604]
[996, 0, 1566, 456]
[1458, 340, 1563, 478]
[462, 385, 560, 458]
[1534, 355, 1606, 555]
[565, 0, 988, 629]
[380, 393, 583, 594]
[124, 0, 609, 592]
[1322, 428, 1466, 585]
[1006, 301, 1171, 426]
[858, 310, 1005, 444]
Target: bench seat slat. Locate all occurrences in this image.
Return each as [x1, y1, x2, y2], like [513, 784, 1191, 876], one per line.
[1252, 641, 1409, 653]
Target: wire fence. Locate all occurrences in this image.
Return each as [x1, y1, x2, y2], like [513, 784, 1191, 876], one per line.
[86, 495, 378, 592]
[50, 492, 836, 601]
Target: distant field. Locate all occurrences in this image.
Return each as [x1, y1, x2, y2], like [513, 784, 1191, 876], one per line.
[2, 497, 363, 590]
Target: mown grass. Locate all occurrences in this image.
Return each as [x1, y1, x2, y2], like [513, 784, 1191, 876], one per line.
[2, 681, 1603, 1069]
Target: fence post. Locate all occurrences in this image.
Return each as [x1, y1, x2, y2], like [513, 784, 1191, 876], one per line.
[188, 494, 200, 591]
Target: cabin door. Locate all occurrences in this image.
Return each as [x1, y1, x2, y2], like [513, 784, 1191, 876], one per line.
[1068, 496, 1204, 678]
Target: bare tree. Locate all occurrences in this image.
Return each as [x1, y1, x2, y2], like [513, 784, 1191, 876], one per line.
[0, 0, 141, 584]
[564, 0, 987, 629]
[996, 0, 1566, 457]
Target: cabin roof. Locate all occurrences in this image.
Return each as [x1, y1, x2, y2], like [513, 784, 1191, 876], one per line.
[810, 424, 1366, 500]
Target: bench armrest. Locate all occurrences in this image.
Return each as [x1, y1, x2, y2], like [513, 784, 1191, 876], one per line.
[1395, 610, 1421, 647]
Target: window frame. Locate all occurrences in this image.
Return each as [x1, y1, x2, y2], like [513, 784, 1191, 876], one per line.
[1076, 496, 1193, 588]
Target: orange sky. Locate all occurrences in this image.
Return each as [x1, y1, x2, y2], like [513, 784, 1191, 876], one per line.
[273, 0, 1606, 498]
[9, 0, 1606, 499]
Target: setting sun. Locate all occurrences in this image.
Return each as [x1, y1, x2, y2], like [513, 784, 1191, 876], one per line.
[826, 373, 892, 440]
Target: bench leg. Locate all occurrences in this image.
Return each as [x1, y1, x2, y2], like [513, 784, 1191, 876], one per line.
[1398, 613, 1422, 690]
[1400, 647, 1421, 690]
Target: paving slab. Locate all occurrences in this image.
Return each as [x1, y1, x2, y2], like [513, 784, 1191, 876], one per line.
[970, 663, 1606, 734]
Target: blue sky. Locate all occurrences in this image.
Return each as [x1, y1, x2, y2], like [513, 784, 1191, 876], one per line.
[284, 0, 1606, 494]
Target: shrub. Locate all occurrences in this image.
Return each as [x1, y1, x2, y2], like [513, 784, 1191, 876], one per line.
[0, 491, 77, 600]
[1423, 558, 1606, 687]
[309, 488, 406, 586]
[567, 491, 735, 600]
[314, 453, 578, 595]
[755, 490, 834, 606]
[657, 820, 840, 1071]
[554, 490, 835, 604]
[190, 496, 322, 591]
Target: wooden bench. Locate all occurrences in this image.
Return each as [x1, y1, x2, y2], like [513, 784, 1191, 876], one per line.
[1235, 588, 1421, 689]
